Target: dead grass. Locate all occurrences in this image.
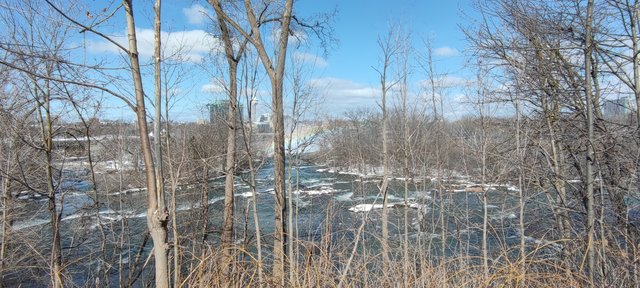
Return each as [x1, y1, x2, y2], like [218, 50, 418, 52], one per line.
[180, 237, 634, 288]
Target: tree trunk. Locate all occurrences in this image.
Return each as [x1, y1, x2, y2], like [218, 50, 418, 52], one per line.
[34, 75, 63, 288]
[271, 78, 287, 282]
[241, 58, 264, 285]
[376, 30, 396, 274]
[381, 70, 391, 274]
[210, 0, 241, 271]
[584, 0, 596, 282]
[124, 1, 169, 287]
[221, 64, 238, 268]
[515, 94, 526, 287]
[633, 0, 640, 127]
[0, 162, 10, 275]
[240, 0, 294, 282]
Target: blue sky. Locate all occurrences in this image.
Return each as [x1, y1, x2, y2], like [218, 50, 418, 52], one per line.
[84, 0, 477, 122]
[299, 0, 468, 81]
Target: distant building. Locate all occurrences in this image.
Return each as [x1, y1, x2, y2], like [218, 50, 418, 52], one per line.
[207, 100, 243, 124]
[603, 96, 634, 119]
[255, 113, 273, 133]
[207, 100, 228, 123]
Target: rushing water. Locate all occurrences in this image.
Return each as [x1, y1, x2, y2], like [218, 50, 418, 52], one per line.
[6, 160, 542, 286]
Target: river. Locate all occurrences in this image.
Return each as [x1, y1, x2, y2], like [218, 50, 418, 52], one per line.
[6, 160, 546, 286]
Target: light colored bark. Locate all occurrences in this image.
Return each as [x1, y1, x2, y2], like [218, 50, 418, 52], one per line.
[397, 35, 410, 287]
[515, 93, 526, 287]
[209, 0, 243, 274]
[243, 57, 264, 286]
[0, 155, 10, 275]
[375, 29, 399, 273]
[36, 76, 63, 288]
[584, 0, 596, 283]
[123, 1, 169, 287]
[633, 0, 640, 126]
[477, 71, 489, 280]
[241, 0, 294, 282]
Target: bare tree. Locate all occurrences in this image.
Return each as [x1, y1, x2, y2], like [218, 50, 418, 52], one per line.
[23, 0, 173, 286]
[374, 26, 400, 273]
[474, 65, 491, 279]
[152, 4, 167, 284]
[238, 52, 266, 285]
[583, 0, 597, 282]
[211, 0, 294, 282]
[208, 2, 252, 277]
[122, 2, 170, 286]
[0, 2, 77, 284]
[394, 28, 412, 287]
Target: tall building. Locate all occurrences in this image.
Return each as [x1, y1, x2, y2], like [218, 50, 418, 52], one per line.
[207, 100, 243, 123]
[256, 113, 273, 133]
[603, 96, 634, 118]
[207, 100, 228, 123]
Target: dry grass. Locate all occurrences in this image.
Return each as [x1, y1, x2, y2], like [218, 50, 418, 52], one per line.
[179, 236, 635, 288]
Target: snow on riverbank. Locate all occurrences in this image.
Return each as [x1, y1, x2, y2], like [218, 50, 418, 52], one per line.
[317, 165, 522, 194]
[348, 202, 422, 212]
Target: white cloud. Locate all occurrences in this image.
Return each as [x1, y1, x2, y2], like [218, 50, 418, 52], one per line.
[183, 4, 211, 26]
[434, 46, 459, 57]
[307, 77, 380, 114]
[440, 75, 473, 87]
[201, 82, 226, 94]
[420, 75, 473, 89]
[87, 29, 222, 63]
[441, 93, 473, 118]
[309, 77, 379, 99]
[452, 93, 469, 103]
[293, 52, 328, 68]
[305, 77, 482, 118]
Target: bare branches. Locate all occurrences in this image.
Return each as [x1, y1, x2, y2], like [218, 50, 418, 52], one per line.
[43, 0, 128, 53]
[0, 59, 135, 110]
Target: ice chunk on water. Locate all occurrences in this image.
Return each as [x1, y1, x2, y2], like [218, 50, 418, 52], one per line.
[334, 192, 353, 202]
[348, 204, 386, 212]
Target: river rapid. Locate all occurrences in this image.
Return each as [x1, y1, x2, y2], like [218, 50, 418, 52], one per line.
[6, 160, 546, 286]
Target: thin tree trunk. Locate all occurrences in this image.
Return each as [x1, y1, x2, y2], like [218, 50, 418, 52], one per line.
[584, 0, 596, 283]
[242, 57, 263, 286]
[200, 162, 210, 246]
[124, 1, 169, 287]
[35, 75, 63, 288]
[270, 79, 288, 283]
[399, 41, 410, 287]
[153, 0, 164, 224]
[632, 3, 640, 284]
[477, 71, 489, 280]
[0, 161, 10, 276]
[286, 104, 298, 285]
[210, 0, 242, 271]
[543, 106, 573, 275]
[221, 82, 238, 270]
[287, 143, 295, 285]
[68, 92, 107, 285]
[164, 77, 181, 288]
[515, 94, 526, 287]
[381, 73, 391, 273]
[376, 30, 397, 274]
[633, 0, 640, 127]
[481, 132, 489, 280]
[241, 1, 293, 282]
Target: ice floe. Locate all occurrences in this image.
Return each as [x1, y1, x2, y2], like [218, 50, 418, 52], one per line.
[236, 191, 255, 198]
[334, 192, 354, 202]
[348, 202, 422, 212]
